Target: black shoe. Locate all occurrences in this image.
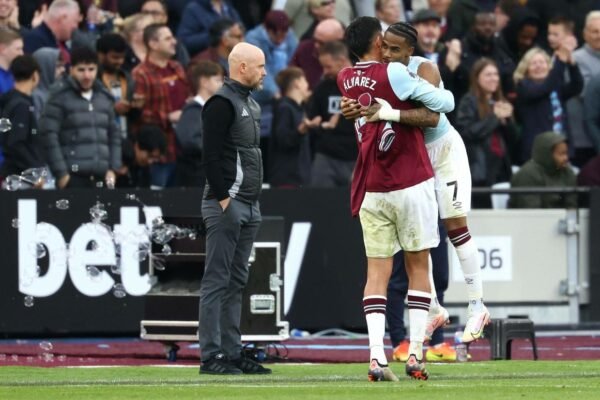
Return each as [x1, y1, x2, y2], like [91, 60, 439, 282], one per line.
[232, 356, 272, 374]
[200, 353, 242, 375]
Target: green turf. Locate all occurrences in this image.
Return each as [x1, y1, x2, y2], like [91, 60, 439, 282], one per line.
[1, 361, 599, 400]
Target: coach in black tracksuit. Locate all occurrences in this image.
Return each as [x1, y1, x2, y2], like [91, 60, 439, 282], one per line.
[198, 43, 271, 376]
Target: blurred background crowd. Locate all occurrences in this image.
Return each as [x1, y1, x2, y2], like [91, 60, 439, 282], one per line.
[1, 0, 599, 206]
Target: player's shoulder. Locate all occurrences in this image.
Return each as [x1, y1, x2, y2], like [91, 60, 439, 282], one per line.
[387, 61, 418, 80]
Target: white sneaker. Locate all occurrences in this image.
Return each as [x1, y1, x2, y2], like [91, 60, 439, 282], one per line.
[424, 305, 449, 341]
[462, 305, 490, 343]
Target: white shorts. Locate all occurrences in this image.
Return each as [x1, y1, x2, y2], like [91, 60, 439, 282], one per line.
[359, 178, 439, 257]
[426, 128, 472, 220]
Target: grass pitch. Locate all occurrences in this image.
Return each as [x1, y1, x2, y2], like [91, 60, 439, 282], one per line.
[1, 361, 599, 400]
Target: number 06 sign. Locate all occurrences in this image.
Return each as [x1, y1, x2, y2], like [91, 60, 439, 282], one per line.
[450, 236, 513, 282]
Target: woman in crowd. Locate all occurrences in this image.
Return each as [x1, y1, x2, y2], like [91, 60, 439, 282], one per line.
[119, 12, 154, 72]
[456, 58, 517, 206]
[513, 46, 583, 164]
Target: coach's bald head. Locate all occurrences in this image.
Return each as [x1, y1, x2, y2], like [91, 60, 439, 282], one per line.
[228, 42, 266, 89]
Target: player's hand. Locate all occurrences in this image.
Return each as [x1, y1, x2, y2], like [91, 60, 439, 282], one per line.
[362, 103, 382, 121]
[340, 96, 363, 120]
[365, 98, 400, 123]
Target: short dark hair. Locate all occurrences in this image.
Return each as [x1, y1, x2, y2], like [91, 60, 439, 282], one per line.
[344, 16, 382, 62]
[275, 66, 305, 94]
[137, 124, 167, 153]
[10, 55, 40, 82]
[318, 40, 349, 59]
[188, 60, 224, 93]
[209, 19, 235, 48]
[388, 22, 418, 48]
[70, 46, 98, 66]
[143, 23, 168, 49]
[96, 33, 128, 54]
[549, 16, 575, 34]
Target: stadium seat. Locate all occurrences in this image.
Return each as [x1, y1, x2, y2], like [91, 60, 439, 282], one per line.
[483, 318, 538, 360]
[490, 182, 510, 209]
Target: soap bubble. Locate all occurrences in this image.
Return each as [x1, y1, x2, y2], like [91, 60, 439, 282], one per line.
[56, 199, 70, 210]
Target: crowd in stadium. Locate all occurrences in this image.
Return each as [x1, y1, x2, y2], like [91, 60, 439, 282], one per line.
[0, 0, 599, 200]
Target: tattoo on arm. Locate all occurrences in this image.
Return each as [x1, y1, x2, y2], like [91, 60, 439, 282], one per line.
[400, 107, 440, 127]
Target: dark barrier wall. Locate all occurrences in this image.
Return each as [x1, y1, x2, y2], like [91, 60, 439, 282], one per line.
[5, 188, 597, 337]
[0, 189, 204, 337]
[589, 188, 600, 321]
[0, 188, 367, 337]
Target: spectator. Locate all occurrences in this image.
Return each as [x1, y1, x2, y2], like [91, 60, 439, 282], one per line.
[190, 18, 244, 76]
[0, 27, 23, 94]
[446, 0, 497, 40]
[120, 13, 154, 73]
[547, 16, 575, 54]
[583, 73, 600, 156]
[514, 47, 583, 164]
[524, 0, 600, 46]
[132, 23, 190, 188]
[269, 67, 320, 188]
[246, 10, 298, 147]
[577, 154, 600, 186]
[300, 0, 337, 40]
[571, 11, 600, 166]
[426, 0, 452, 39]
[0, 55, 45, 178]
[18, 1, 48, 30]
[175, 60, 223, 188]
[284, 0, 353, 39]
[411, 9, 444, 62]
[40, 46, 121, 189]
[32, 47, 64, 118]
[116, 124, 166, 188]
[177, 0, 242, 57]
[376, 0, 403, 33]
[497, 7, 541, 65]
[140, 0, 190, 67]
[308, 40, 356, 187]
[23, 0, 80, 61]
[494, 0, 519, 34]
[455, 58, 516, 194]
[0, 0, 28, 34]
[439, 12, 515, 120]
[509, 132, 577, 209]
[96, 33, 139, 140]
[289, 18, 344, 89]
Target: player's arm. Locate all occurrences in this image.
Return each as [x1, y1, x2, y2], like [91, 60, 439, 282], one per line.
[387, 62, 454, 113]
[363, 103, 439, 127]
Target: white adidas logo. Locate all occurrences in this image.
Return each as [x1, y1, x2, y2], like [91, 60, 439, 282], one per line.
[241, 108, 249, 117]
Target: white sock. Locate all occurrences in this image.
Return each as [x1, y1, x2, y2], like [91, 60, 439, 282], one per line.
[428, 254, 439, 309]
[363, 296, 387, 364]
[455, 239, 484, 311]
[407, 290, 430, 360]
